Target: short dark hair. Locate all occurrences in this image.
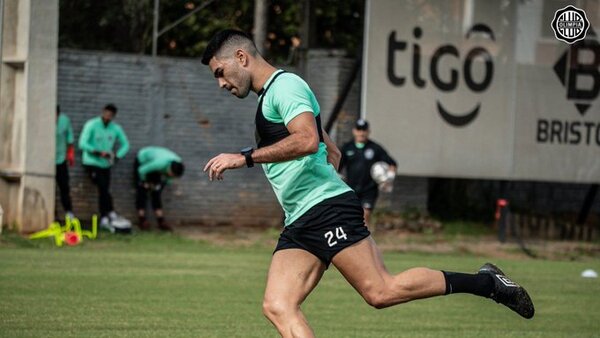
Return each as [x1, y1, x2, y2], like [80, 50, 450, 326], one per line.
[201, 29, 257, 65]
[104, 103, 118, 114]
[170, 161, 185, 177]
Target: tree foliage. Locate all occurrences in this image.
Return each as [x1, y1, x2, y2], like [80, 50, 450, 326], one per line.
[59, 0, 364, 62]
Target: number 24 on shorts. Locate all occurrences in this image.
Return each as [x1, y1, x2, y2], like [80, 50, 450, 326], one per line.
[324, 227, 347, 247]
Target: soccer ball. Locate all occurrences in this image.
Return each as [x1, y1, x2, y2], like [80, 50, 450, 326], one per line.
[370, 161, 395, 192]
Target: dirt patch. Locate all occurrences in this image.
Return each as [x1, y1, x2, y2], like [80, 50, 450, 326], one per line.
[177, 226, 279, 248]
[177, 226, 600, 261]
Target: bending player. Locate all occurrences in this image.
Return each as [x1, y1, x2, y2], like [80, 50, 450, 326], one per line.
[134, 146, 184, 231]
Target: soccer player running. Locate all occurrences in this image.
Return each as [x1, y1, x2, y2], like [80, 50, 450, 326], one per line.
[339, 118, 397, 228]
[79, 104, 131, 232]
[55, 105, 76, 220]
[201, 30, 534, 338]
[134, 146, 185, 231]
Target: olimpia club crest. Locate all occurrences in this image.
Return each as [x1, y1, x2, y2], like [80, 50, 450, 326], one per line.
[551, 5, 590, 44]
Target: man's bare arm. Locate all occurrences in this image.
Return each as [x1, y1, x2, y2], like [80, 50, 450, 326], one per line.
[321, 129, 341, 170]
[252, 112, 320, 163]
[203, 112, 319, 181]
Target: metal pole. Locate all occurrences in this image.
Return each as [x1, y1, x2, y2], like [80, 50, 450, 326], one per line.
[325, 57, 361, 133]
[253, 0, 268, 56]
[152, 0, 159, 57]
[151, 0, 217, 57]
[297, 0, 311, 77]
[158, 0, 216, 37]
[576, 184, 598, 226]
[0, 0, 4, 71]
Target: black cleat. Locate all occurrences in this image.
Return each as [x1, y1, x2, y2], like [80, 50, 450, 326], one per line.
[478, 263, 535, 319]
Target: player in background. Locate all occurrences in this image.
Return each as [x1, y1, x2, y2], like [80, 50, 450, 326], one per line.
[79, 104, 131, 232]
[339, 119, 397, 228]
[55, 105, 76, 220]
[134, 146, 184, 231]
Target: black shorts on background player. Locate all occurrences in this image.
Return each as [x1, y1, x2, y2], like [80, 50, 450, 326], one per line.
[356, 189, 378, 210]
[133, 159, 165, 211]
[275, 191, 371, 267]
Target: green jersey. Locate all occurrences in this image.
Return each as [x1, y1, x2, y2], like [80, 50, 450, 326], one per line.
[136, 146, 181, 181]
[78, 116, 130, 168]
[56, 114, 74, 164]
[258, 70, 352, 226]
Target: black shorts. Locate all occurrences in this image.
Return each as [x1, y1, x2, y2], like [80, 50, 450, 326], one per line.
[356, 189, 378, 210]
[274, 191, 371, 267]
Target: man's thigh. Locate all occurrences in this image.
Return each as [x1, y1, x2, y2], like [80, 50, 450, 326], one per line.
[331, 237, 389, 293]
[264, 249, 326, 306]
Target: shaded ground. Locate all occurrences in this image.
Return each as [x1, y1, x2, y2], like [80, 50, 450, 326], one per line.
[176, 225, 600, 261]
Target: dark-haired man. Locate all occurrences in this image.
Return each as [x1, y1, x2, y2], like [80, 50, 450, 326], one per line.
[201, 29, 534, 337]
[134, 146, 184, 231]
[79, 104, 131, 232]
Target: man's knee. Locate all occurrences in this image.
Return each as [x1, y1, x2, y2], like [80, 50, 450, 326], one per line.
[362, 278, 414, 309]
[262, 298, 296, 321]
[363, 288, 390, 309]
[364, 275, 425, 308]
[357, 279, 389, 309]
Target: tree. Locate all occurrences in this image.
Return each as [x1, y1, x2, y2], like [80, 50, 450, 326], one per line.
[59, 0, 364, 62]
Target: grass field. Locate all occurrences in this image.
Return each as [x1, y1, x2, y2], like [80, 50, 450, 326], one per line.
[1, 231, 599, 338]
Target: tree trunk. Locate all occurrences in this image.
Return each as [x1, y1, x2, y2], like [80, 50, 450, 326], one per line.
[253, 0, 268, 57]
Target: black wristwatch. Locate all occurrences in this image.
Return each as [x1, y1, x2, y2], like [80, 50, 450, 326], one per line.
[240, 146, 254, 168]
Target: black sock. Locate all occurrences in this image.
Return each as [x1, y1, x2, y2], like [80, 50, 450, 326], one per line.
[157, 216, 165, 225]
[442, 271, 493, 298]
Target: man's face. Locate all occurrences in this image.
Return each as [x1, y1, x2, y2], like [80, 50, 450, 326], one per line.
[353, 128, 369, 143]
[101, 109, 115, 123]
[208, 54, 252, 99]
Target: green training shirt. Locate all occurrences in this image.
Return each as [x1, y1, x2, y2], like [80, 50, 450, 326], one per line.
[78, 116, 130, 168]
[56, 114, 74, 164]
[259, 71, 352, 226]
[136, 146, 181, 181]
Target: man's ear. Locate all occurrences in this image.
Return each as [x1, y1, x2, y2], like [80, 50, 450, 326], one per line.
[235, 49, 248, 66]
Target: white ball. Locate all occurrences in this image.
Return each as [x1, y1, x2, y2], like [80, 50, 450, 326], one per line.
[370, 161, 393, 184]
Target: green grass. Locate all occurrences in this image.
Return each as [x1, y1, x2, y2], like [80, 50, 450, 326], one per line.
[1, 231, 599, 337]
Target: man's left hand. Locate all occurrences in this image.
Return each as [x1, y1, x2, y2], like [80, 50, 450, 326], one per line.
[203, 153, 245, 181]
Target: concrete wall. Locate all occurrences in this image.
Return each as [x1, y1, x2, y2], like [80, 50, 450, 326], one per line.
[0, 0, 58, 232]
[58, 50, 279, 227]
[56, 49, 428, 227]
